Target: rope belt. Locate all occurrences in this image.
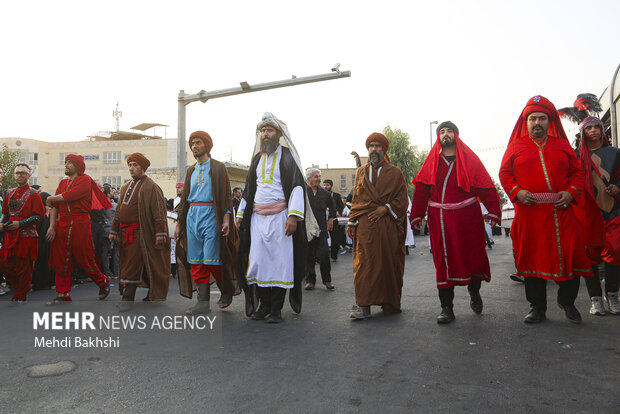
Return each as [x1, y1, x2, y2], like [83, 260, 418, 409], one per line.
[190, 202, 215, 207]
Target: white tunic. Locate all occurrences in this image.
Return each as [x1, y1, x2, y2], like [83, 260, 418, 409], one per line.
[236, 146, 304, 289]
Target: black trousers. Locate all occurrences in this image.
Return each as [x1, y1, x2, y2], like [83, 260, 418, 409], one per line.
[524, 276, 580, 311]
[438, 278, 482, 308]
[306, 233, 331, 284]
[256, 286, 287, 313]
[329, 224, 345, 259]
[585, 263, 620, 297]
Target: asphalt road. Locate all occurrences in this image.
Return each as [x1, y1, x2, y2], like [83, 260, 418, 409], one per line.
[1, 235, 619, 413]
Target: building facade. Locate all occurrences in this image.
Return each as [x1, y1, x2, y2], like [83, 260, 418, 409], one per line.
[0, 136, 248, 199]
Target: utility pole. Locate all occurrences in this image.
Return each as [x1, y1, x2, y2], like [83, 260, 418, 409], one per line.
[176, 66, 351, 181]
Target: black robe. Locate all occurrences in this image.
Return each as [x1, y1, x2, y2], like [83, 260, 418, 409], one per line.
[238, 147, 308, 316]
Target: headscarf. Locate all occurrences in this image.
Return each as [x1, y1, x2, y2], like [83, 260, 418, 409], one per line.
[578, 115, 610, 198]
[65, 154, 86, 175]
[252, 112, 319, 240]
[188, 131, 213, 156]
[365, 132, 390, 163]
[414, 126, 494, 192]
[126, 152, 151, 171]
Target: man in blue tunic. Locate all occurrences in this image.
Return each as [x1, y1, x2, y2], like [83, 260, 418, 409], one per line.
[175, 131, 241, 314]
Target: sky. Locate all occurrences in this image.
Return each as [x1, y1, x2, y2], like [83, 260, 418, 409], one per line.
[1, 0, 619, 181]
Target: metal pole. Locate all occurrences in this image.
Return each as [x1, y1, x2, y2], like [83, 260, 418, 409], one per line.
[429, 121, 438, 148]
[177, 90, 187, 182]
[610, 62, 620, 147]
[176, 69, 350, 180]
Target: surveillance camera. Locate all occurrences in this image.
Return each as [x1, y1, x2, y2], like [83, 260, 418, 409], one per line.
[331, 63, 341, 73]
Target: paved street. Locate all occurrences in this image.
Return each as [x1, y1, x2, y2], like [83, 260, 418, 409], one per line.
[1, 235, 619, 413]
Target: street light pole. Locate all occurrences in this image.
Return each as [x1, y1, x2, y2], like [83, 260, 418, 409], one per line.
[429, 120, 438, 148]
[176, 68, 351, 181]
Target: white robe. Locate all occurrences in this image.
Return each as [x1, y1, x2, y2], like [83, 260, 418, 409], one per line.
[236, 146, 304, 289]
[405, 196, 415, 246]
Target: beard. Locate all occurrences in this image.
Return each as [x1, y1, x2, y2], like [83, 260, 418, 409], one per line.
[192, 148, 207, 159]
[369, 151, 384, 164]
[440, 137, 455, 148]
[260, 137, 280, 155]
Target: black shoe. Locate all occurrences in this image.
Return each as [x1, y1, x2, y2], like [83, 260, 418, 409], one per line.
[558, 303, 582, 324]
[524, 307, 546, 324]
[469, 290, 483, 315]
[510, 274, 525, 283]
[267, 310, 283, 323]
[437, 306, 455, 324]
[251, 305, 270, 320]
[331, 254, 338, 261]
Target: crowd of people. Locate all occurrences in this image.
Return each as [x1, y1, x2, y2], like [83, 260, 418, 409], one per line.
[1, 99, 619, 325]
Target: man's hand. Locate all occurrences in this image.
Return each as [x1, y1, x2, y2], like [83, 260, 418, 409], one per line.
[327, 218, 334, 232]
[516, 190, 536, 205]
[347, 225, 356, 239]
[45, 227, 56, 242]
[413, 221, 422, 231]
[554, 191, 574, 209]
[109, 233, 119, 244]
[285, 216, 298, 236]
[368, 206, 388, 223]
[235, 217, 242, 229]
[221, 214, 230, 237]
[7, 221, 20, 231]
[174, 225, 180, 241]
[46, 195, 60, 207]
[155, 235, 167, 248]
[606, 184, 620, 197]
[486, 219, 498, 227]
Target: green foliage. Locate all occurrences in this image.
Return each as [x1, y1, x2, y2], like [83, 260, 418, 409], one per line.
[493, 177, 507, 207]
[382, 125, 429, 197]
[0, 145, 20, 193]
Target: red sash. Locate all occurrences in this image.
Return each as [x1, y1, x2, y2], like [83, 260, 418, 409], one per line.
[121, 222, 140, 245]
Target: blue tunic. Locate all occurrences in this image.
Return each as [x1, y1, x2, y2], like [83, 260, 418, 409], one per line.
[187, 159, 220, 265]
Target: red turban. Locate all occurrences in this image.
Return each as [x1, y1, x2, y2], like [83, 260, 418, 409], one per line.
[507, 95, 568, 146]
[65, 154, 86, 175]
[189, 131, 213, 156]
[127, 152, 151, 171]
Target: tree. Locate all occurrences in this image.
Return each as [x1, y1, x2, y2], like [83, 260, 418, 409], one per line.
[493, 177, 507, 207]
[0, 145, 20, 193]
[383, 125, 428, 197]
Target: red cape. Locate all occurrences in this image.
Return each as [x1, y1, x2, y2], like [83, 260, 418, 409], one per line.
[414, 132, 495, 192]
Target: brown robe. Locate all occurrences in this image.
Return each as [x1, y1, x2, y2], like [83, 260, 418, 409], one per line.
[349, 160, 408, 311]
[111, 176, 170, 301]
[176, 158, 241, 299]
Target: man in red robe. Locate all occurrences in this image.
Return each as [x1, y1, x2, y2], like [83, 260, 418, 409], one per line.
[411, 121, 501, 324]
[0, 163, 45, 305]
[499, 95, 593, 324]
[46, 154, 111, 304]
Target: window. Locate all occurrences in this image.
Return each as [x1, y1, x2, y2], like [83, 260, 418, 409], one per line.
[340, 174, 346, 190]
[28, 177, 38, 185]
[102, 176, 122, 187]
[351, 174, 356, 188]
[103, 151, 121, 164]
[59, 152, 76, 165]
[28, 152, 38, 165]
[19, 152, 26, 163]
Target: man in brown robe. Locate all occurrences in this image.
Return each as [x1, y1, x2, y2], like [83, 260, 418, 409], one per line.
[347, 132, 409, 319]
[110, 153, 170, 311]
[175, 131, 241, 314]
